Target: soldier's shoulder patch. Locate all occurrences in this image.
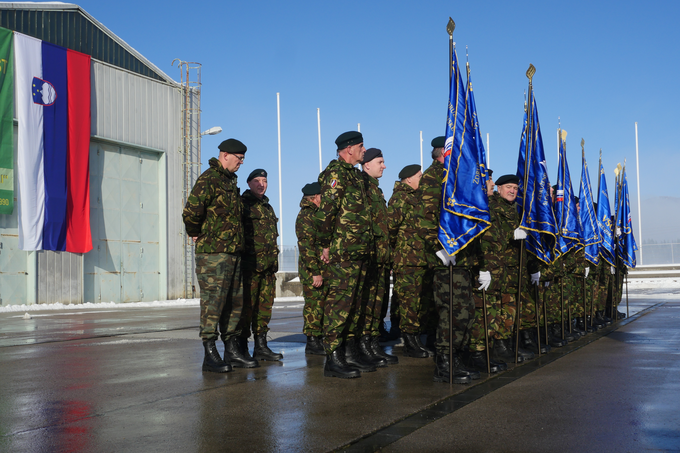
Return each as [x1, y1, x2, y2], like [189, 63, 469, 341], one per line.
[330, 179, 338, 188]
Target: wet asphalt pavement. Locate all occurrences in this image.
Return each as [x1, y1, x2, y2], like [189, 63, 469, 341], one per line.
[1, 293, 679, 452]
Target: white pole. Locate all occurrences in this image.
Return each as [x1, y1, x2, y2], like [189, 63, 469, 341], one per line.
[486, 133, 490, 168]
[635, 122, 642, 264]
[317, 108, 322, 172]
[357, 123, 360, 132]
[557, 127, 560, 162]
[277, 93, 283, 251]
[419, 131, 423, 169]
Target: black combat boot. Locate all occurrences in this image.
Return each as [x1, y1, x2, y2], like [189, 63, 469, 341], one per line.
[305, 335, 325, 355]
[253, 333, 283, 361]
[433, 352, 471, 384]
[452, 353, 481, 380]
[596, 310, 612, 326]
[492, 338, 524, 364]
[223, 336, 259, 368]
[324, 349, 361, 379]
[237, 336, 255, 360]
[551, 323, 578, 343]
[520, 329, 550, 354]
[571, 318, 587, 337]
[387, 317, 401, 341]
[540, 325, 567, 347]
[467, 351, 500, 373]
[423, 332, 436, 358]
[202, 340, 232, 373]
[590, 313, 606, 329]
[510, 336, 536, 360]
[402, 333, 429, 358]
[358, 335, 388, 368]
[344, 338, 377, 372]
[370, 336, 398, 364]
[579, 316, 597, 332]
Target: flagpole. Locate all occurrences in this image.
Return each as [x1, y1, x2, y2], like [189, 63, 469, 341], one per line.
[420, 130, 423, 170]
[486, 133, 490, 169]
[317, 108, 322, 173]
[516, 64, 536, 364]
[277, 92, 283, 252]
[446, 16, 455, 386]
[635, 122, 642, 264]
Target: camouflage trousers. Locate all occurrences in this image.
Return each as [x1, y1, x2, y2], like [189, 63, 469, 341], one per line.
[597, 271, 611, 311]
[360, 263, 390, 337]
[238, 262, 276, 338]
[322, 259, 367, 353]
[433, 266, 474, 355]
[196, 253, 243, 341]
[519, 279, 545, 330]
[300, 265, 328, 337]
[393, 266, 435, 334]
[587, 276, 600, 317]
[567, 274, 588, 317]
[468, 291, 516, 352]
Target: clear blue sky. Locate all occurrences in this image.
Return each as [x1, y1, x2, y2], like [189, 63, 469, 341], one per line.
[73, 0, 680, 247]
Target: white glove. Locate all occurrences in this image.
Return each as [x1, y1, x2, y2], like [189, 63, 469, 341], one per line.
[531, 272, 541, 285]
[610, 265, 616, 275]
[436, 249, 456, 266]
[584, 267, 590, 279]
[514, 228, 527, 240]
[544, 281, 551, 288]
[478, 271, 491, 291]
[616, 227, 622, 237]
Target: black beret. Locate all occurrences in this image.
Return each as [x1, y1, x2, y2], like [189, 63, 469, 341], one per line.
[335, 131, 363, 150]
[573, 196, 580, 203]
[362, 148, 383, 164]
[495, 174, 520, 186]
[431, 136, 446, 148]
[218, 138, 247, 154]
[399, 164, 421, 180]
[301, 182, 321, 196]
[487, 168, 494, 177]
[552, 184, 558, 190]
[247, 168, 267, 182]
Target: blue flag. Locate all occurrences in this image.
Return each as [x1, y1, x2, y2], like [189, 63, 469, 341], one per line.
[555, 130, 579, 254]
[596, 158, 615, 266]
[516, 90, 559, 264]
[438, 52, 491, 255]
[578, 150, 600, 264]
[617, 168, 637, 267]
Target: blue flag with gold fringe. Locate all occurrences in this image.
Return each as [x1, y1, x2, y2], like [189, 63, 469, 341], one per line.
[555, 130, 579, 254]
[596, 158, 615, 266]
[438, 50, 490, 255]
[516, 90, 559, 264]
[616, 168, 637, 268]
[579, 152, 600, 265]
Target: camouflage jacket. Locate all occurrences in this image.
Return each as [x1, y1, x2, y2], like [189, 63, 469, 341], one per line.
[182, 157, 244, 255]
[363, 172, 391, 265]
[388, 181, 427, 268]
[315, 158, 373, 262]
[480, 193, 525, 291]
[296, 197, 324, 277]
[241, 190, 279, 272]
[418, 159, 447, 268]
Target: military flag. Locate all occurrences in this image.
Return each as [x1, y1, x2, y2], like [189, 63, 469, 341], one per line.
[616, 167, 637, 267]
[555, 129, 580, 254]
[438, 47, 491, 255]
[516, 89, 559, 264]
[596, 155, 615, 266]
[578, 147, 600, 264]
[0, 27, 13, 215]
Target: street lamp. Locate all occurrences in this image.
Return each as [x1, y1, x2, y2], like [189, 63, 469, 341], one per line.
[201, 126, 222, 136]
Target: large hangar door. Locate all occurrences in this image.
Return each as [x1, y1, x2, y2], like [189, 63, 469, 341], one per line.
[84, 141, 160, 303]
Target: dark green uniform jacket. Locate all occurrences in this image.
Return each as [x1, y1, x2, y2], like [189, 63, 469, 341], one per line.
[296, 197, 323, 277]
[363, 172, 391, 265]
[183, 157, 244, 254]
[241, 190, 279, 272]
[388, 181, 426, 268]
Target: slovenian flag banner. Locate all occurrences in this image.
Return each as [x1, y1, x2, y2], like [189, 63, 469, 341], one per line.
[15, 32, 92, 253]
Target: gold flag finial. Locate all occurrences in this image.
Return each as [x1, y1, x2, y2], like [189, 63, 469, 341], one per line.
[581, 138, 585, 151]
[526, 64, 536, 81]
[447, 18, 455, 37]
[561, 129, 568, 142]
[614, 163, 621, 178]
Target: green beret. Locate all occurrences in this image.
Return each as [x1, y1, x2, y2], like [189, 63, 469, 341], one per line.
[301, 182, 321, 196]
[218, 138, 247, 154]
[247, 168, 267, 182]
[431, 136, 446, 148]
[399, 164, 421, 179]
[362, 148, 383, 164]
[335, 131, 363, 150]
[495, 174, 520, 186]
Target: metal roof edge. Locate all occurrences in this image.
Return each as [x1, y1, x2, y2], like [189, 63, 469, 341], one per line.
[0, 1, 180, 86]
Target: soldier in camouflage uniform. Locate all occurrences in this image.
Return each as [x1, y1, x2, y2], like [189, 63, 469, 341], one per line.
[360, 148, 398, 365]
[388, 164, 432, 360]
[296, 182, 327, 355]
[423, 137, 480, 384]
[238, 168, 283, 362]
[316, 131, 379, 379]
[182, 139, 248, 373]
